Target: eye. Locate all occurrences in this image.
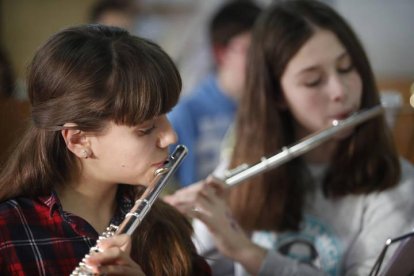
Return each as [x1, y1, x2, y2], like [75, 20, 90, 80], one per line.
[338, 63, 355, 74]
[300, 70, 323, 88]
[137, 124, 156, 136]
[304, 77, 322, 87]
[337, 55, 355, 74]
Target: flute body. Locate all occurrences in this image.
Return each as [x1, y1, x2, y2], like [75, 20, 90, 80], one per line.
[71, 144, 188, 275]
[218, 106, 383, 187]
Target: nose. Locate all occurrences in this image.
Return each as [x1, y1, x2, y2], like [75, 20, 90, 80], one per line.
[329, 74, 347, 102]
[157, 116, 178, 148]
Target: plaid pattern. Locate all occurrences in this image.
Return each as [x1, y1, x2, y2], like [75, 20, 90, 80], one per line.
[0, 192, 129, 275]
[0, 192, 211, 275]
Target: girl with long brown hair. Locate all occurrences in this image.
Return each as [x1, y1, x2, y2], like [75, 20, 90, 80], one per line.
[166, 1, 414, 275]
[0, 25, 210, 275]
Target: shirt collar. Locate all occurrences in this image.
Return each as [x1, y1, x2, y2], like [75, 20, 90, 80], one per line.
[37, 188, 134, 221]
[110, 187, 134, 226]
[38, 191, 61, 218]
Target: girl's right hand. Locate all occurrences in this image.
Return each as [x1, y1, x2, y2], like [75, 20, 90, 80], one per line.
[166, 179, 267, 274]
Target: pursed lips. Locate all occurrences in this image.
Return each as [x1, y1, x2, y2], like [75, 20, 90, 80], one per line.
[330, 108, 355, 121]
[152, 157, 168, 168]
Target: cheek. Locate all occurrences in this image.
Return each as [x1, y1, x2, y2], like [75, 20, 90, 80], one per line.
[283, 84, 321, 115]
[283, 89, 328, 132]
[95, 137, 145, 167]
[116, 142, 150, 168]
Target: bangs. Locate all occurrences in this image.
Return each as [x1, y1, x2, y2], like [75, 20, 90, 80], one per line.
[109, 37, 181, 126]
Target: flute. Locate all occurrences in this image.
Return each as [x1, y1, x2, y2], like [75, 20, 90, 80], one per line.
[71, 144, 188, 276]
[215, 106, 384, 187]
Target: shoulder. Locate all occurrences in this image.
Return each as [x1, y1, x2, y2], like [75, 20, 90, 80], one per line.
[393, 158, 414, 197]
[0, 198, 20, 214]
[366, 158, 414, 205]
[168, 89, 211, 125]
[0, 199, 25, 238]
[180, 75, 220, 106]
[399, 158, 414, 180]
[0, 197, 48, 223]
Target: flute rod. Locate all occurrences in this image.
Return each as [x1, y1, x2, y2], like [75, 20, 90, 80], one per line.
[223, 106, 384, 187]
[115, 145, 188, 236]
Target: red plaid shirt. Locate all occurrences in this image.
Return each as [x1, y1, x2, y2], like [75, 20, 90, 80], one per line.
[0, 192, 211, 275]
[0, 192, 130, 275]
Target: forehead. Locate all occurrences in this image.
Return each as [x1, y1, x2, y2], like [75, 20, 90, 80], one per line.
[285, 29, 348, 75]
[227, 31, 251, 49]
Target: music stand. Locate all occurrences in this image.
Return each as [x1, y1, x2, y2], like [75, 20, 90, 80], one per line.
[369, 230, 414, 276]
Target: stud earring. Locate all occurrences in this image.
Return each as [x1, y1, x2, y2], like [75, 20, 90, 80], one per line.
[82, 149, 89, 159]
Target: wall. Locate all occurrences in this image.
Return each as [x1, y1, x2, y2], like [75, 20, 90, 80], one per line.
[1, 0, 95, 83]
[336, 0, 414, 79]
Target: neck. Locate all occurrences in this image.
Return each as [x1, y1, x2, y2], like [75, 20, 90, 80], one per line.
[303, 140, 337, 164]
[56, 176, 118, 234]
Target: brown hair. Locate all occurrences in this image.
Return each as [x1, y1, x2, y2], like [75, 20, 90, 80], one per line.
[228, 0, 400, 232]
[209, 0, 261, 48]
[0, 25, 201, 275]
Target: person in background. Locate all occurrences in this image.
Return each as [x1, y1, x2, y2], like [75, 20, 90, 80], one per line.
[0, 24, 210, 275]
[165, 1, 414, 275]
[168, 0, 262, 187]
[89, 0, 139, 31]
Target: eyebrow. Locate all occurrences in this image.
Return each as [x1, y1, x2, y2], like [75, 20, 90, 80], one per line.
[297, 51, 349, 75]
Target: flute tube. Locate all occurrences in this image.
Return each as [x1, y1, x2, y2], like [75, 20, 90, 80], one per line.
[70, 144, 188, 276]
[222, 106, 383, 187]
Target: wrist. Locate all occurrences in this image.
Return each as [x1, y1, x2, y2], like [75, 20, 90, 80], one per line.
[233, 241, 267, 275]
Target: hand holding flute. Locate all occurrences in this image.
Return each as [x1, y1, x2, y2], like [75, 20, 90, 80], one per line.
[81, 234, 145, 275]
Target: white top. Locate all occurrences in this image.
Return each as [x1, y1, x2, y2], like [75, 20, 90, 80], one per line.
[193, 159, 414, 276]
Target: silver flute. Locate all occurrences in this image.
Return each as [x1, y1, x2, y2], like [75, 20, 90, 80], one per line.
[71, 144, 188, 276]
[216, 106, 384, 187]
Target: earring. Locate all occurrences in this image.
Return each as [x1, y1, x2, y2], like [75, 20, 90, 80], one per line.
[82, 149, 89, 159]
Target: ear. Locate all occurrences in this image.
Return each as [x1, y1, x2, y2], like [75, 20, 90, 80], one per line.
[61, 123, 91, 159]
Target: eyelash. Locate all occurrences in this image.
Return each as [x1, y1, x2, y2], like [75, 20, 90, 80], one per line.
[305, 78, 322, 87]
[304, 64, 355, 87]
[338, 63, 354, 74]
[138, 124, 156, 135]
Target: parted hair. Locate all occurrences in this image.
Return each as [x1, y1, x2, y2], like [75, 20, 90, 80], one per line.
[228, 0, 400, 232]
[0, 24, 205, 275]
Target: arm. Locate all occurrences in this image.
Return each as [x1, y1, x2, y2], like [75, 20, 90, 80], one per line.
[343, 163, 414, 275]
[166, 180, 325, 276]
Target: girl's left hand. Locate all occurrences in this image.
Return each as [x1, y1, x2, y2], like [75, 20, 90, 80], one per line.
[84, 234, 145, 275]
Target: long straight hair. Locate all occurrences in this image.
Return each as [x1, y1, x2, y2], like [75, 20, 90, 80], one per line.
[228, 0, 400, 232]
[0, 25, 201, 275]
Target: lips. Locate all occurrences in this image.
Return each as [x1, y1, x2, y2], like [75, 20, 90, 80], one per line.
[331, 110, 355, 121]
[152, 157, 168, 168]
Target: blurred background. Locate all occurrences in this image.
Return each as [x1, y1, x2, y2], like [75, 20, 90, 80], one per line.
[0, 0, 413, 161]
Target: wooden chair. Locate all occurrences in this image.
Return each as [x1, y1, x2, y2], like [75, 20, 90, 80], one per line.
[377, 79, 414, 163]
